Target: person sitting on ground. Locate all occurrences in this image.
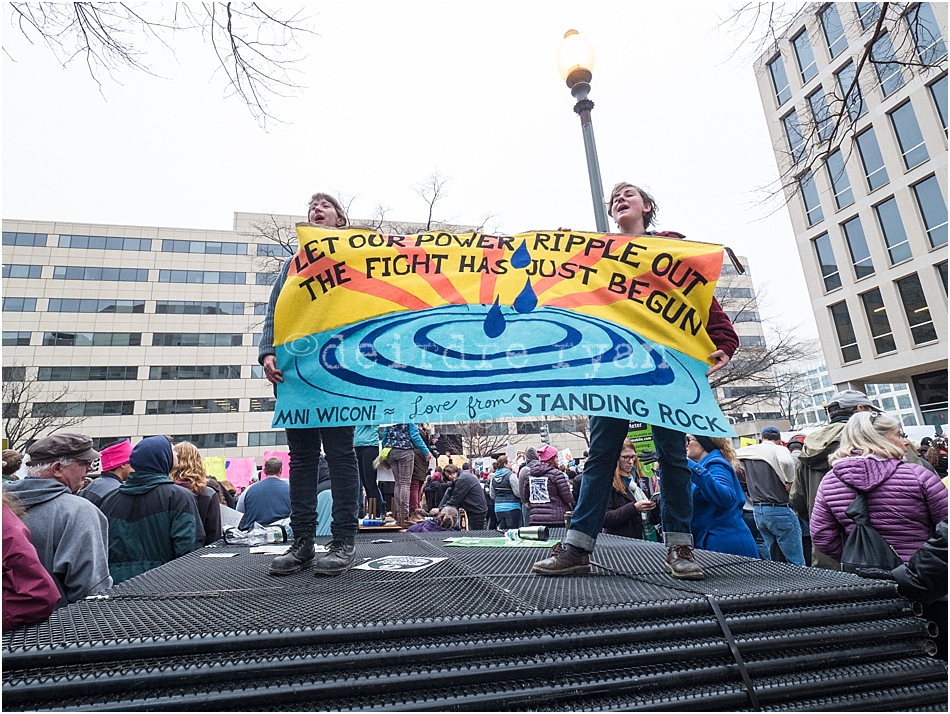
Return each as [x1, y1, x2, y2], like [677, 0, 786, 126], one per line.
[521, 444, 574, 529]
[3, 449, 23, 482]
[3, 433, 112, 607]
[237, 456, 291, 529]
[602, 439, 656, 540]
[490, 456, 522, 531]
[687, 434, 758, 558]
[3, 491, 61, 631]
[434, 464, 489, 530]
[80, 440, 133, 508]
[170, 442, 223, 546]
[99, 436, 204, 584]
[406, 506, 460, 533]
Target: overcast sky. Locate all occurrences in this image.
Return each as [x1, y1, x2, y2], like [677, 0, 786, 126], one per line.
[2, 1, 819, 339]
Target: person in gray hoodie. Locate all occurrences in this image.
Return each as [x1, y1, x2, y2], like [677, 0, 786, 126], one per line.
[3, 433, 112, 607]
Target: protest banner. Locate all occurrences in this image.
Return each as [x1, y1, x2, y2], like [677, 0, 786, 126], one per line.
[272, 226, 734, 436]
[203, 456, 226, 482]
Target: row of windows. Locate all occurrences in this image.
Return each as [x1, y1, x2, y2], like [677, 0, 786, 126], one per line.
[162, 239, 247, 255]
[812, 176, 946, 292]
[145, 399, 240, 415]
[3, 229, 283, 257]
[38, 366, 139, 381]
[53, 266, 149, 282]
[59, 235, 152, 251]
[8, 365, 248, 381]
[5, 266, 281, 285]
[2, 299, 258, 315]
[158, 270, 246, 284]
[30, 401, 136, 418]
[2, 297, 36, 312]
[4, 332, 247, 347]
[829, 268, 944, 363]
[43, 332, 143, 347]
[768, 3, 945, 108]
[2, 232, 47, 247]
[713, 286, 756, 299]
[3, 264, 43, 279]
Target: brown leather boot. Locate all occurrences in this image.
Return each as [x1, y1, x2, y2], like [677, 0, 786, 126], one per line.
[532, 543, 590, 575]
[665, 544, 705, 580]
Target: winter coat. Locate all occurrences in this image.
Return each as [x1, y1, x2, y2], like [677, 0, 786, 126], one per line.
[490, 468, 520, 507]
[79, 472, 123, 508]
[520, 460, 574, 526]
[892, 519, 947, 605]
[602, 482, 645, 540]
[100, 469, 204, 585]
[3, 478, 112, 606]
[792, 421, 846, 521]
[439, 471, 488, 519]
[811, 455, 948, 563]
[194, 485, 223, 546]
[689, 450, 758, 558]
[3, 503, 60, 631]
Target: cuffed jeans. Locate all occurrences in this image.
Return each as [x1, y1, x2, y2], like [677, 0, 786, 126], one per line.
[286, 427, 359, 544]
[753, 504, 805, 566]
[564, 417, 693, 552]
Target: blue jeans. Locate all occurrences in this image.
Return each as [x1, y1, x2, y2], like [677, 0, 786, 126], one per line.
[564, 417, 693, 552]
[753, 505, 805, 566]
[496, 508, 522, 530]
[285, 427, 360, 544]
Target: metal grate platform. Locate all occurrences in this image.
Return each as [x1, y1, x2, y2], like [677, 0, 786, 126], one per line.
[3, 531, 946, 711]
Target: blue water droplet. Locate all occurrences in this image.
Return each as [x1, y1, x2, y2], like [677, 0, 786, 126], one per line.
[483, 296, 506, 337]
[511, 239, 531, 269]
[513, 278, 538, 313]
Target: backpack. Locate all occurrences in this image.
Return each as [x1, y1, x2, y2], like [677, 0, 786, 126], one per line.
[839, 486, 903, 574]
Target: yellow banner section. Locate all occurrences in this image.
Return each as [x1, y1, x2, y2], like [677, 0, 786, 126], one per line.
[274, 226, 725, 363]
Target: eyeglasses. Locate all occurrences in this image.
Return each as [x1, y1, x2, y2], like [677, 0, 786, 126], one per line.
[73, 459, 94, 471]
[619, 454, 637, 461]
[685, 436, 697, 446]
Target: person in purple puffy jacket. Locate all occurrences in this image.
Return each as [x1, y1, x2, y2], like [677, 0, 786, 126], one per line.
[811, 411, 948, 565]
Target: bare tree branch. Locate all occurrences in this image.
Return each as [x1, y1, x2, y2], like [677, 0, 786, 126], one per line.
[3, 363, 88, 451]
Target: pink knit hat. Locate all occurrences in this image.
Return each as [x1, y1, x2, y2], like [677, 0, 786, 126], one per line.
[100, 440, 132, 472]
[536, 444, 559, 462]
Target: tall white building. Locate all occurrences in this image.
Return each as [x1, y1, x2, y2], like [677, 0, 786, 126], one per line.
[754, 2, 947, 427]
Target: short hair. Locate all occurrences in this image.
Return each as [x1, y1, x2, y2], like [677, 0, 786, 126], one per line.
[263, 457, 283, 476]
[831, 411, 905, 463]
[461, 462, 471, 471]
[436, 506, 459, 529]
[761, 431, 781, 442]
[606, 182, 659, 230]
[442, 464, 459, 476]
[2, 449, 23, 476]
[309, 192, 347, 226]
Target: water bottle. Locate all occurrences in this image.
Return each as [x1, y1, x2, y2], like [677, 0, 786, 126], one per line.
[223, 523, 288, 546]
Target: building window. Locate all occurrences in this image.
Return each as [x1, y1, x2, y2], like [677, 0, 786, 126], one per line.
[91, 437, 134, 451]
[257, 243, 292, 258]
[256, 272, 280, 286]
[897, 394, 913, 409]
[889, 101, 930, 169]
[937, 261, 948, 293]
[155, 301, 245, 315]
[842, 216, 875, 279]
[836, 61, 866, 121]
[52, 266, 149, 282]
[830, 301, 861, 363]
[725, 310, 761, 323]
[2, 232, 47, 247]
[37, 366, 139, 381]
[151, 333, 243, 347]
[516, 422, 542, 435]
[146, 399, 239, 415]
[58, 235, 152, 251]
[895, 273, 938, 344]
[32, 401, 135, 418]
[871, 33, 904, 96]
[247, 431, 288, 447]
[161, 239, 247, 255]
[47, 299, 145, 313]
[826, 150, 854, 209]
[2, 297, 36, 312]
[42, 332, 142, 347]
[855, 128, 889, 191]
[157, 270, 246, 284]
[783, 110, 806, 163]
[713, 286, 755, 299]
[929, 75, 947, 131]
[856, 2, 881, 30]
[249, 397, 276, 412]
[906, 2, 947, 64]
[250, 365, 264, 379]
[875, 197, 913, 265]
[813, 233, 842, 291]
[3, 366, 26, 381]
[2, 331, 31, 346]
[808, 88, 833, 142]
[2, 264, 43, 279]
[860, 288, 896, 354]
[253, 302, 268, 315]
[913, 175, 948, 248]
[739, 335, 767, 347]
[799, 171, 824, 225]
[792, 29, 818, 82]
[820, 4, 848, 57]
[172, 433, 238, 450]
[148, 365, 242, 380]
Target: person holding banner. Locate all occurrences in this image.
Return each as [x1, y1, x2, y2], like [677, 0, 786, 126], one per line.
[258, 193, 362, 577]
[533, 183, 739, 580]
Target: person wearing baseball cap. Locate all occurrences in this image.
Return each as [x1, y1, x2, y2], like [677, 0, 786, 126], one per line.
[2, 432, 112, 607]
[80, 440, 133, 509]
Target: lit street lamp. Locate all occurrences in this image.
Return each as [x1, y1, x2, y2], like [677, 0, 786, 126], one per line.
[556, 29, 609, 233]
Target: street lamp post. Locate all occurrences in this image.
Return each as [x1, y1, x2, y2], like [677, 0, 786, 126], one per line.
[556, 29, 609, 233]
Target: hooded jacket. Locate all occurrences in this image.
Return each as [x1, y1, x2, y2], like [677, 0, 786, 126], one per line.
[99, 437, 204, 584]
[811, 455, 948, 563]
[792, 421, 847, 521]
[3, 503, 62, 630]
[520, 460, 574, 526]
[689, 450, 758, 558]
[3, 477, 112, 606]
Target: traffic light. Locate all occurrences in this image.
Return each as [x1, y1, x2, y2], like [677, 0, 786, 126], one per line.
[540, 422, 549, 443]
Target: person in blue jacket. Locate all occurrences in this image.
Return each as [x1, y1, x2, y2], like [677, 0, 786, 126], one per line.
[685, 434, 758, 558]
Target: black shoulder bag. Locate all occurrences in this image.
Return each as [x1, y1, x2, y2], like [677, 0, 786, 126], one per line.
[839, 486, 903, 574]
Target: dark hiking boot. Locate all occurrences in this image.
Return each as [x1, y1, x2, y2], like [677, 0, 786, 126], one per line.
[665, 544, 705, 580]
[269, 536, 315, 576]
[532, 543, 590, 575]
[313, 540, 356, 576]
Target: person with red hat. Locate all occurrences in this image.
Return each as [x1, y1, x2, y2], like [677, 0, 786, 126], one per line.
[80, 440, 133, 508]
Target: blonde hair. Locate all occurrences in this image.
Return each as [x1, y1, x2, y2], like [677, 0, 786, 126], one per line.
[612, 439, 646, 494]
[831, 412, 905, 463]
[436, 506, 459, 529]
[709, 437, 737, 465]
[170, 442, 208, 495]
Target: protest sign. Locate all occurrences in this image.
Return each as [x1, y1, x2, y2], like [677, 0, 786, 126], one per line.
[272, 226, 734, 436]
[203, 456, 226, 482]
[263, 451, 291, 479]
[225, 457, 256, 489]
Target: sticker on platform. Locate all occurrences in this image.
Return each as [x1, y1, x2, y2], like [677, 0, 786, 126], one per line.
[356, 555, 446, 572]
[200, 553, 239, 558]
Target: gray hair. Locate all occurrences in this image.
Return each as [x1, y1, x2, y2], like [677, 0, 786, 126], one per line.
[26, 457, 78, 478]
